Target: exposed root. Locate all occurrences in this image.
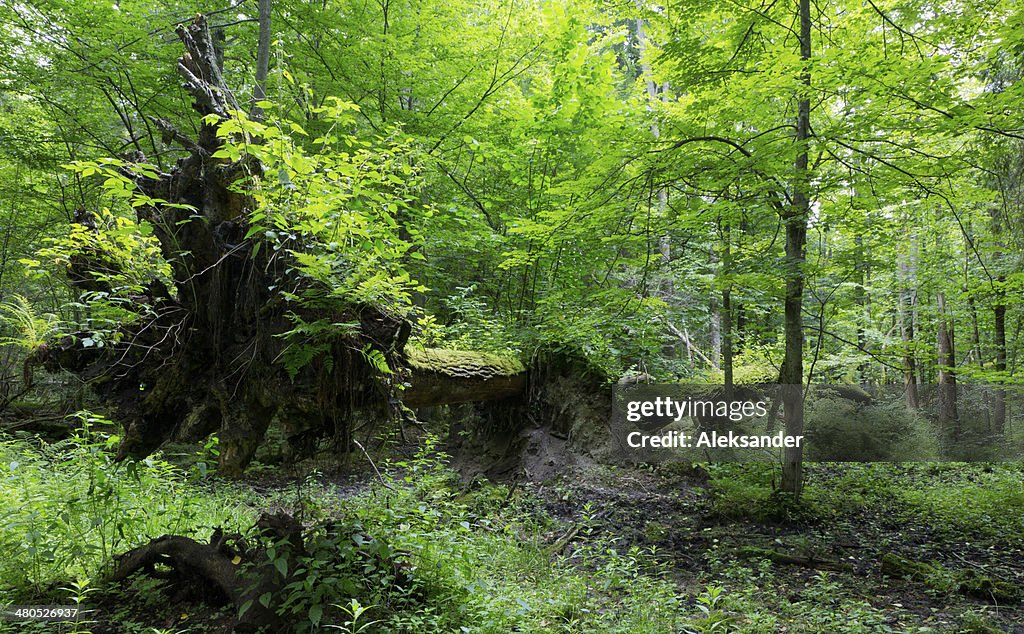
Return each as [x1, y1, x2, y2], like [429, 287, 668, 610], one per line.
[109, 512, 303, 632]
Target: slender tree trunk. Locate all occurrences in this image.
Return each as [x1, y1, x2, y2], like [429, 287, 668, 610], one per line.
[251, 0, 272, 120]
[964, 237, 982, 367]
[378, 0, 391, 119]
[637, 14, 675, 360]
[898, 240, 919, 408]
[936, 292, 959, 431]
[722, 220, 734, 398]
[735, 303, 746, 354]
[0, 186, 16, 301]
[966, 290, 982, 366]
[994, 282, 1007, 434]
[722, 287, 734, 395]
[853, 229, 871, 381]
[781, 0, 811, 497]
[708, 247, 722, 368]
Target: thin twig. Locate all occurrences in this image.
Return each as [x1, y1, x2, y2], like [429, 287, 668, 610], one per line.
[351, 438, 395, 491]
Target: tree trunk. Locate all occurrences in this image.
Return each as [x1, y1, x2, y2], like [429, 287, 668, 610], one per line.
[402, 348, 526, 408]
[637, 13, 676, 360]
[780, 0, 811, 497]
[708, 247, 722, 368]
[251, 0, 272, 119]
[936, 292, 958, 431]
[853, 232, 869, 381]
[898, 242, 920, 409]
[991, 194, 1008, 434]
[721, 220, 734, 398]
[966, 289, 982, 367]
[994, 284, 1006, 434]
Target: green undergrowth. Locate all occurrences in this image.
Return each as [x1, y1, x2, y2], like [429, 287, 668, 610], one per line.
[706, 463, 876, 524]
[0, 414, 257, 606]
[296, 438, 690, 632]
[700, 558, 953, 633]
[1, 425, 1021, 633]
[697, 550, 1014, 633]
[696, 462, 1023, 632]
[0, 430, 693, 632]
[893, 464, 1024, 538]
[706, 462, 1024, 534]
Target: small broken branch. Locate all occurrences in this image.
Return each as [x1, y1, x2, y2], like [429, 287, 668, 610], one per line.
[664, 321, 719, 369]
[736, 546, 854, 572]
[149, 116, 201, 152]
[352, 437, 396, 491]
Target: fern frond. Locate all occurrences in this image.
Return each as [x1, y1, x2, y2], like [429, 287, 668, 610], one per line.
[0, 294, 61, 350]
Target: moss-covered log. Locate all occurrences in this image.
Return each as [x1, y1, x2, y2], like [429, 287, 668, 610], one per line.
[403, 348, 526, 408]
[735, 546, 853, 572]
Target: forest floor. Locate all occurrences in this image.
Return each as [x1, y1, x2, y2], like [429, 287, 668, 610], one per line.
[529, 461, 1024, 633]
[1, 424, 1022, 633]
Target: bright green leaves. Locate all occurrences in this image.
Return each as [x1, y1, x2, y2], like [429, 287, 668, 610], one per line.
[36, 207, 170, 294]
[62, 159, 173, 210]
[31, 204, 171, 344]
[204, 100, 426, 377]
[0, 294, 61, 352]
[212, 104, 425, 306]
[275, 313, 360, 381]
[361, 345, 394, 376]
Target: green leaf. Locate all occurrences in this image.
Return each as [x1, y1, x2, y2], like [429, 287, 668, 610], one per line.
[308, 603, 323, 625]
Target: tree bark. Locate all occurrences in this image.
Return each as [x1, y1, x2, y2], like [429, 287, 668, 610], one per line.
[994, 283, 1006, 434]
[853, 231, 869, 381]
[637, 13, 676, 360]
[251, 0, 272, 119]
[936, 292, 958, 430]
[898, 240, 920, 409]
[721, 220, 734, 398]
[708, 247, 722, 368]
[780, 0, 811, 497]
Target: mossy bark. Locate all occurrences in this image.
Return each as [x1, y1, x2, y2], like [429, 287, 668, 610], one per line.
[736, 546, 853, 572]
[403, 347, 527, 408]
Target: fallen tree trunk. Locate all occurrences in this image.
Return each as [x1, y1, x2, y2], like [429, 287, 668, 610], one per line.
[403, 348, 526, 408]
[735, 546, 853, 572]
